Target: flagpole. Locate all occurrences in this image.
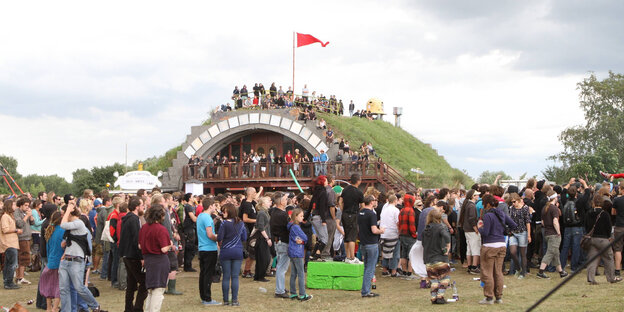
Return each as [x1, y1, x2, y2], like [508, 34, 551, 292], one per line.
[292, 31, 295, 101]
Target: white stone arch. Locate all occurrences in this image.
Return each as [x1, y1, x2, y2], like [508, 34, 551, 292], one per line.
[181, 112, 329, 159]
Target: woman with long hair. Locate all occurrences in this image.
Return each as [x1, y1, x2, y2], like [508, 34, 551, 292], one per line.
[478, 194, 517, 305]
[585, 197, 622, 284]
[39, 211, 64, 311]
[30, 199, 46, 272]
[139, 205, 174, 312]
[218, 203, 247, 306]
[458, 189, 480, 274]
[422, 208, 451, 304]
[537, 190, 568, 279]
[1, 199, 21, 289]
[253, 196, 272, 282]
[508, 193, 531, 279]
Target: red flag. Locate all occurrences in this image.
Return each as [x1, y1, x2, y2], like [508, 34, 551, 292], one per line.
[296, 33, 329, 48]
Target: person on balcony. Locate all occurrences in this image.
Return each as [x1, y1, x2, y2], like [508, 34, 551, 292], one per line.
[252, 153, 261, 178]
[293, 149, 301, 176]
[320, 150, 329, 176]
[284, 151, 293, 176]
[313, 153, 321, 177]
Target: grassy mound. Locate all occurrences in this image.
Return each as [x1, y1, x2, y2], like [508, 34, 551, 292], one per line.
[320, 112, 472, 188]
[145, 111, 472, 188]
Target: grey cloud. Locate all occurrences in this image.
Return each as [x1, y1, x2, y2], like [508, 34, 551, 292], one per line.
[405, 0, 624, 74]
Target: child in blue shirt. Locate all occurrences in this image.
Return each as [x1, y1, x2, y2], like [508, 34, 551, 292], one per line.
[287, 208, 312, 301]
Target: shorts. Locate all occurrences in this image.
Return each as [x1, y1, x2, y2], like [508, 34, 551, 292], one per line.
[509, 231, 529, 247]
[613, 227, 624, 252]
[167, 250, 178, 272]
[341, 212, 358, 243]
[18, 240, 32, 267]
[465, 232, 481, 256]
[399, 235, 416, 259]
[93, 241, 103, 256]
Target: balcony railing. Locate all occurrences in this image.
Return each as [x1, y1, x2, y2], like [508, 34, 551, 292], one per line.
[184, 161, 385, 181]
[183, 161, 417, 192]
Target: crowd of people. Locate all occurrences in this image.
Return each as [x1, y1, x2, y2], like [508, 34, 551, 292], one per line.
[2, 171, 624, 310]
[186, 140, 380, 181]
[228, 83, 345, 116]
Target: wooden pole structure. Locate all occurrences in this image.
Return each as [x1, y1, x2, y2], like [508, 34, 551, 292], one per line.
[292, 32, 296, 100]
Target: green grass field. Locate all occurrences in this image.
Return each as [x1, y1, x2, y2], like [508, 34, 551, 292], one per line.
[2, 261, 622, 312]
[319, 112, 473, 188]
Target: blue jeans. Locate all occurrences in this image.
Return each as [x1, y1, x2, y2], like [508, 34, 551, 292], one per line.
[314, 164, 320, 176]
[221, 259, 242, 303]
[100, 245, 109, 279]
[2, 247, 18, 286]
[111, 243, 119, 285]
[289, 257, 306, 296]
[560, 226, 583, 271]
[320, 163, 327, 175]
[59, 259, 99, 312]
[360, 244, 379, 295]
[381, 241, 401, 271]
[71, 282, 89, 311]
[274, 242, 290, 295]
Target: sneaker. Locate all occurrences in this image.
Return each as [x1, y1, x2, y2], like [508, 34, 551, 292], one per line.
[275, 292, 290, 299]
[559, 271, 569, 278]
[202, 300, 221, 305]
[231, 301, 240, 306]
[401, 275, 417, 281]
[344, 258, 354, 264]
[600, 171, 610, 179]
[362, 292, 380, 298]
[92, 306, 108, 312]
[223, 301, 230, 306]
[517, 274, 525, 280]
[479, 298, 494, 305]
[469, 268, 481, 275]
[536, 272, 550, 279]
[254, 278, 270, 282]
[495, 298, 503, 304]
[381, 271, 390, 277]
[289, 294, 299, 299]
[390, 273, 399, 278]
[16, 278, 31, 285]
[4, 284, 20, 290]
[435, 298, 447, 304]
[299, 294, 313, 301]
[352, 258, 362, 264]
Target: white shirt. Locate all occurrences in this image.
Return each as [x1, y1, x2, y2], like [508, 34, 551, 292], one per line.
[379, 203, 400, 239]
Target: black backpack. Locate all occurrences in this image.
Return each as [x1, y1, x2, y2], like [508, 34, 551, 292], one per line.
[562, 199, 581, 226]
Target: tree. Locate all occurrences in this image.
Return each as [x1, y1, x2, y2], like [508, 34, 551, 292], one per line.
[549, 72, 624, 182]
[477, 170, 512, 184]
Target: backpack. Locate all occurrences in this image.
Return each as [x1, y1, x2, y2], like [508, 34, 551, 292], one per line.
[562, 199, 581, 226]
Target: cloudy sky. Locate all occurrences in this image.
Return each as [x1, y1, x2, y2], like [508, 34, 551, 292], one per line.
[1, 0, 622, 182]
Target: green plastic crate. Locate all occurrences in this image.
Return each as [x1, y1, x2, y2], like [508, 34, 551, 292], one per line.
[307, 275, 333, 289]
[307, 261, 364, 277]
[332, 276, 363, 291]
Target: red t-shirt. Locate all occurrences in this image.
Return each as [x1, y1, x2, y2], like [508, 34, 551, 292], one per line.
[196, 205, 204, 216]
[285, 154, 293, 163]
[139, 223, 171, 255]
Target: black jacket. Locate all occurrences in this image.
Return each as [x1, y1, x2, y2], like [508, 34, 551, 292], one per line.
[310, 185, 330, 223]
[119, 213, 142, 260]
